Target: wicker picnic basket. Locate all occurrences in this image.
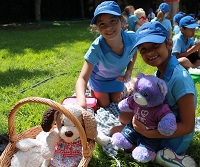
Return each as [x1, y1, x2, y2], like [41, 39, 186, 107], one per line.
[0, 97, 95, 167]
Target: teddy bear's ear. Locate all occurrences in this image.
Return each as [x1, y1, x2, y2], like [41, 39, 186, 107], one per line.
[136, 72, 145, 79]
[41, 108, 58, 132]
[157, 79, 168, 97]
[82, 109, 98, 139]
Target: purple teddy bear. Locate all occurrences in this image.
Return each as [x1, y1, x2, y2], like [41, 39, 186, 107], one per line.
[111, 73, 177, 163]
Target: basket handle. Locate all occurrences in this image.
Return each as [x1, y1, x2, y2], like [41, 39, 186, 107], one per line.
[8, 97, 90, 156]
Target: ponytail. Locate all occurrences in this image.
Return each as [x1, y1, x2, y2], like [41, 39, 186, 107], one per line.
[157, 11, 164, 22]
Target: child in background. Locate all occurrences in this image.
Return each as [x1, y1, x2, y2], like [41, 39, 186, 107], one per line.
[123, 5, 143, 31]
[76, 1, 137, 109]
[115, 21, 197, 166]
[147, 8, 155, 22]
[173, 13, 184, 35]
[134, 8, 147, 31]
[151, 3, 172, 38]
[172, 15, 200, 68]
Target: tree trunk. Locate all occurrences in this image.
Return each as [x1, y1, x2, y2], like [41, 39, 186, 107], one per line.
[80, 0, 84, 18]
[164, 0, 179, 22]
[35, 0, 41, 22]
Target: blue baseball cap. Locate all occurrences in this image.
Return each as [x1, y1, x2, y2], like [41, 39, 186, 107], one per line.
[91, 1, 121, 25]
[158, 3, 170, 14]
[178, 11, 185, 15]
[132, 21, 169, 49]
[173, 13, 184, 24]
[179, 16, 200, 28]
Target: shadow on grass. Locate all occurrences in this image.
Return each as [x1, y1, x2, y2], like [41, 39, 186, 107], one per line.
[0, 21, 94, 56]
[0, 68, 50, 87]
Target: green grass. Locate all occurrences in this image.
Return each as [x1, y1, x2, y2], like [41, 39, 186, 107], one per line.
[0, 22, 199, 166]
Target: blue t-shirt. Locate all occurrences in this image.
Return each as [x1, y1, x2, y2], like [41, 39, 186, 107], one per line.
[127, 14, 138, 31]
[172, 32, 195, 54]
[84, 30, 137, 92]
[156, 56, 197, 154]
[151, 17, 172, 31]
[173, 25, 180, 35]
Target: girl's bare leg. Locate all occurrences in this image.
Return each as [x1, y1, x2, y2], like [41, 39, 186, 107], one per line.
[91, 90, 110, 108]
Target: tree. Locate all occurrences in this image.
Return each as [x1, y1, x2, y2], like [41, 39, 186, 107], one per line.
[35, 0, 41, 22]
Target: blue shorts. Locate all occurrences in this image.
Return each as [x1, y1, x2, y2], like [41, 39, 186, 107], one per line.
[121, 122, 162, 152]
[89, 77, 124, 92]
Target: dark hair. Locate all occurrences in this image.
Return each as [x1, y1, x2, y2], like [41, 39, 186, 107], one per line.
[123, 5, 135, 17]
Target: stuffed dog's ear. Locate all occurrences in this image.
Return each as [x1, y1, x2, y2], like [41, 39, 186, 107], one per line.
[41, 108, 58, 132]
[82, 109, 98, 139]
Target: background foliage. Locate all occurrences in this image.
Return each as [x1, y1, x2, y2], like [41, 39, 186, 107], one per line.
[0, 0, 199, 24]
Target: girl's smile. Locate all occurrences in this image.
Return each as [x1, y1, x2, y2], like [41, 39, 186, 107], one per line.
[96, 14, 121, 40]
[137, 40, 172, 73]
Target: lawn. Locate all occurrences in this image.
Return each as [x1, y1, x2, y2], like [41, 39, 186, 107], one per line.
[0, 21, 199, 166]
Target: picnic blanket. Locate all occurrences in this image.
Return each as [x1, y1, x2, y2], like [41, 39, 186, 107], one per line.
[94, 103, 123, 167]
[95, 103, 122, 156]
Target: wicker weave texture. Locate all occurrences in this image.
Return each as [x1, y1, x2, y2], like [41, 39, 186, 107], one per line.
[0, 97, 95, 167]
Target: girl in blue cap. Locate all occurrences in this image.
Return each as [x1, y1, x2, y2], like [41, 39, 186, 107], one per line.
[172, 13, 184, 35]
[151, 3, 172, 38]
[130, 21, 197, 166]
[76, 1, 137, 109]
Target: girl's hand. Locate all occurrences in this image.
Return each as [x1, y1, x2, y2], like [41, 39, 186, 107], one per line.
[117, 76, 126, 82]
[117, 71, 132, 82]
[132, 116, 148, 136]
[77, 99, 87, 110]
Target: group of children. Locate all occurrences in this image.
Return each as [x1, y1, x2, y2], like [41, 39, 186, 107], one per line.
[151, 3, 200, 69]
[75, 1, 199, 166]
[123, 2, 200, 69]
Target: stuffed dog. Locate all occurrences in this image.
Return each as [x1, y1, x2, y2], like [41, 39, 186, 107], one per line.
[41, 104, 109, 167]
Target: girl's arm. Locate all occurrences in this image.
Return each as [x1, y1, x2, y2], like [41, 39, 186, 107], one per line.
[168, 29, 172, 39]
[125, 52, 137, 78]
[118, 52, 137, 82]
[75, 60, 94, 109]
[133, 94, 195, 138]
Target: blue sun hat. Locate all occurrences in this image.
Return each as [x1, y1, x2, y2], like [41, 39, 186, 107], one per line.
[158, 3, 170, 14]
[173, 13, 184, 24]
[179, 16, 200, 28]
[91, 1, 121, 25]
[132, 21, 169, 49]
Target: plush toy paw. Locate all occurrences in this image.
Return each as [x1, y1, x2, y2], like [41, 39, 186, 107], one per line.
[158, 113, 177, 136]
[95, 130, 110, 146]
[16, 138, 42, 151]
[132, 146, 156, 163]
[111, 132, 132, 149]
